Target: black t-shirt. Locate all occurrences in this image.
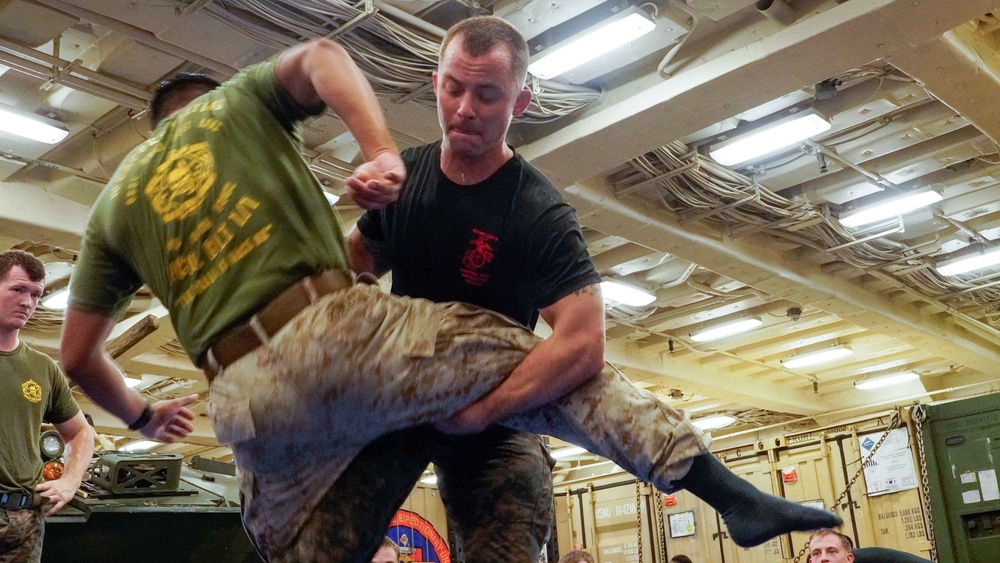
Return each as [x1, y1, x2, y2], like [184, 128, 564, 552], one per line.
[357, 141, 600, 329]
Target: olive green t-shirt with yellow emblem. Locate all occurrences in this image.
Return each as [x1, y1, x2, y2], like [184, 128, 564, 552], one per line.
[0, 342, 80, 494]
[70, 59, 348, 363]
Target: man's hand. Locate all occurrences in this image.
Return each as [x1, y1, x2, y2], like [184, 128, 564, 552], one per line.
[435, 400, 493, 435]
[35, 477, 79, 517]
[345, 151, 406, 210]
[140, 395, 198, 442]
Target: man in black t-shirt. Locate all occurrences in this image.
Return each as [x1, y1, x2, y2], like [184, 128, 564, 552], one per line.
[348, 17, 601, 560]
[344, 15, 840, 563]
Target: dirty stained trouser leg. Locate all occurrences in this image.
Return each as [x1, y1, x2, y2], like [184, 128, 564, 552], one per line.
[214, 285, 707, 561]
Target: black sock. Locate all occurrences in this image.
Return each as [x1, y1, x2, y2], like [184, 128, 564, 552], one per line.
[675, 454, 842, 547]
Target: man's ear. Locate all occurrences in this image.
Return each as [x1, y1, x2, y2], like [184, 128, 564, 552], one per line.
[512, 86, 532, 117]
[432, 71, 439, 95]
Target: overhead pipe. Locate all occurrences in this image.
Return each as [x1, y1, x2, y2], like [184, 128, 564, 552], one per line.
[756, 0, 797, 26]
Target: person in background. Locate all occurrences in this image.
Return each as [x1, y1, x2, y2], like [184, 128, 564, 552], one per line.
[670, 555, 693, 563]
[0, 250, 94, 563]
[370, 536, 399, 563]
[556, 549, 595, 563]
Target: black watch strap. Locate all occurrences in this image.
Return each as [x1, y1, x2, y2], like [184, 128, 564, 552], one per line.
[128, 401, 154, 431]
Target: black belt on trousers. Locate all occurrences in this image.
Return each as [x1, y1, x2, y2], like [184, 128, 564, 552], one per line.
[0, 491, 41, 510]
[199, 269, 360, 382]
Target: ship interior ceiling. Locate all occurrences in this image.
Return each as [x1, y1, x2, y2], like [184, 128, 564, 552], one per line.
[3, 0, 1000, 479]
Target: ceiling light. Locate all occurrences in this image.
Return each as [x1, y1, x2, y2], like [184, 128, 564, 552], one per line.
[601, 280, 656, 307]
[708, 108, 832, 167]
[690, 317, 763, 342]
[323, 191, 340, 206]
[122, 440, 158, 452]
[781, 345, 854, 369]
[550, 445, 588, 459]
[0, 103, 69, 144]
[419, 474, 438, 485]
[692, 414, 736, 430]
[839, 188, 943, 228]
[936, 245, 1000, 276]
[40, 288, 70, 310]
[527, 6, 656, 80]
[123, 376, 143, 389]
[854, 371, 919, 390]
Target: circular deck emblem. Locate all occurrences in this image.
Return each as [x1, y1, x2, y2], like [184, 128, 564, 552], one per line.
[388, 509, 450, 563]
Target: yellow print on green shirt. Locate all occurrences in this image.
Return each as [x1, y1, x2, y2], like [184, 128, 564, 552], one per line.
[22, 379, 42, 403]
[145, 142, 216, 223]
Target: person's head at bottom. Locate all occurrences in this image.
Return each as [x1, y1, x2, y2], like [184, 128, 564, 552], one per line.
[670, 555, 693, 563]
[809, 528, 854, 563]
[371, 536, 399, 563]
[557, 549, 595, 563]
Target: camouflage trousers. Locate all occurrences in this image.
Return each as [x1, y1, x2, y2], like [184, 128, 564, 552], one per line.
[0, 508, 43, 563]
[208, 283, 709, 561]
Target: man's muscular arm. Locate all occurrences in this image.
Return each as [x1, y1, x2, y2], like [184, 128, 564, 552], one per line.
[347, 227, 392, 277]
[437, 283, 605, 434]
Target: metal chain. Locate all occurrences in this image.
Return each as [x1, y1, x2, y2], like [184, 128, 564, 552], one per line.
[635, 479, 644, 563]
[654, 492, 667, 562]
[791, 409, 903, 563]
[912, 404, 938, 562]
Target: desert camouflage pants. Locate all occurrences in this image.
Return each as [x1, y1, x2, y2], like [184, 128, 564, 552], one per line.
[208, 283, 709, 561]
[0, 509, 43, 563]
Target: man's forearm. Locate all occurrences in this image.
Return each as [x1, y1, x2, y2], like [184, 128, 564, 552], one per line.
[61, 425, 95, 485]
[466, 332, 603, 425]
[69, 353, 148, 426]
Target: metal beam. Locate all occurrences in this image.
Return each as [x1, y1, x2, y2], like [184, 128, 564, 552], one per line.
[891, 21, 1000, 145]
[0, 182, 89, 249]
[520, 0, 1000, 186]
[566, 178, 1000, 377]
[604, 340, 832, 415]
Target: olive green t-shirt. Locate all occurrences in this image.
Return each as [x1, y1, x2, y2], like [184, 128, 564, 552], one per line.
[70, 59, 348, 363]
[0, 342, 80, 494]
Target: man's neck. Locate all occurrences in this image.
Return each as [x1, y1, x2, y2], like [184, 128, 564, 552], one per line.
[440, 144, 513, 186]
[0, 331, 20, 353]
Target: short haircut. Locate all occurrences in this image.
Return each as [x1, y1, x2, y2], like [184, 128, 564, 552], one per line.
[0, 250, 45, 283]
[150, 73, 221, 127]
[380, 536, 399, 559]
[809, 528, 853, 552]
[557, 550, 595, 563]
[670, 556, 693, 563]
[440, 16, 530, 88]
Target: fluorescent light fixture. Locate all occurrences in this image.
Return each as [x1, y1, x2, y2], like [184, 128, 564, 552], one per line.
[601, 280, 656, 307]
[123, 376, 143, 389]
[527, 6, 656, 80]
[781, 345, 854, 369]
[709, 108, 832, 167]
[40, 288, 70, 310]
[122, 440, 158, 452]
[854, 371, 919, 390]
[0, 103, 69, 144]
[419, 474, 438, 485]
[0, 64, 9, 77]
[839, 188, 943, 228]
[690, 317, 763, 342]
[936, 245, 1000, 276]
[692, 414, 736, 430]
[323, 191, 340, 206]
[550, 445, 588, 459]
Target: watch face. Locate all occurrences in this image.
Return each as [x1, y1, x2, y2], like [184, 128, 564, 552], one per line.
[40, 431, 65, 460]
